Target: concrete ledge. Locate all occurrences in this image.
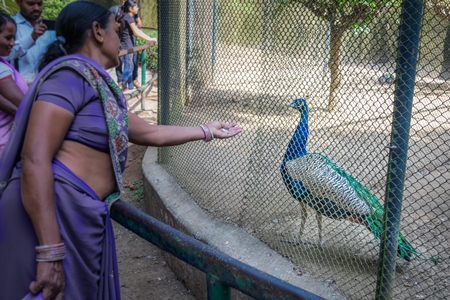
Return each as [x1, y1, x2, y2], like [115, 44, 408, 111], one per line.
[142, 147, 345, 300]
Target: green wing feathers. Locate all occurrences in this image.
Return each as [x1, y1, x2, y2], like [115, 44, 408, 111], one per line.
[320, 154, 420, 261]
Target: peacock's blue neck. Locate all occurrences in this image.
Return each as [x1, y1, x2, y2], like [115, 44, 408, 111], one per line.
[282, 109, 309, 165]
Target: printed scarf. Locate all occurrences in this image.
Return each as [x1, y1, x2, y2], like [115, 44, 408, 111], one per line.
[0, 55, 128, 205]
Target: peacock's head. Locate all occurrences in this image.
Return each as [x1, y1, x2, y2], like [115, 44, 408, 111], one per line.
[288, 98, 308, 113]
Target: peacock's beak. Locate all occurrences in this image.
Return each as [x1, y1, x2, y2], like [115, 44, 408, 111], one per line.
[288, 103, 295, 108]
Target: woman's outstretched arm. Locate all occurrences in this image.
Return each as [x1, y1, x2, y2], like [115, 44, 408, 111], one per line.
[129, 22, 157, 44]
[127, 112, 242, 147]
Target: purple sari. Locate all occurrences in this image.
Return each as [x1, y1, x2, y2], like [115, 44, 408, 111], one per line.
[0, 57, 28, 158]
[0, 55, 128, 299]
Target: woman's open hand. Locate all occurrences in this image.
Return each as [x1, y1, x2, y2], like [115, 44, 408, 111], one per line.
[147, 38, 157, 46]
[205, 121, 243, 139]
[29, 261, 65, 300]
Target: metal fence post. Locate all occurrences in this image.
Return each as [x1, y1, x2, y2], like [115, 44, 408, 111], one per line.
[185, 0, 194, 106]
[206, 274, 231, 300]
[158, 0, 170, 163]
[158, 0, 170, 126]
[140, 50, 147, 110]
[375, 0, 425, 298]
[212, 0, 218, 71]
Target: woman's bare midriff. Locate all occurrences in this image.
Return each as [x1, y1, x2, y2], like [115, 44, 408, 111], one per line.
[55, 140, 117, 200]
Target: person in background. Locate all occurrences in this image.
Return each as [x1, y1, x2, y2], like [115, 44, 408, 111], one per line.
[131, 9, 142, 89]
[0, 12, 28, 157]
[111, 0, 143, 90]
[109, 0, 124, 21]
[118, 0, 156, 91]
[3, 0, 56, 85]
[0, 1, 242, 299]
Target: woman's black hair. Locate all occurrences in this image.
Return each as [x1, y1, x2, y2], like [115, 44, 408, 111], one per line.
[0, 12, 16, 33]
[117, 0, 136, 22]
[123, 0, 137, 11]
[38, 1, 112, 71]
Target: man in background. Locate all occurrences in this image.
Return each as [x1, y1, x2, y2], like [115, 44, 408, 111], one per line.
[4, 0, 56, 85]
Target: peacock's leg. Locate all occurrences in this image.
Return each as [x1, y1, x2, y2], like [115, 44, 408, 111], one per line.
[299, 202, 308, 237]
[289, 211, 323, 248]
[282, 203, 313, 246]
[316, 212, 323, 247]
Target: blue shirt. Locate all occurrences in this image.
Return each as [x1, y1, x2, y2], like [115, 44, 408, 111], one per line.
[3, 13, 56, 84]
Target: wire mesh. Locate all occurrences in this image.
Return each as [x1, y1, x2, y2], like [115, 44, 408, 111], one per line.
[157, 0, 450, 299]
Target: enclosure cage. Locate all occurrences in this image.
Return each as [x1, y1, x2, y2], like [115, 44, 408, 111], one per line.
[157, 0, 449, 299]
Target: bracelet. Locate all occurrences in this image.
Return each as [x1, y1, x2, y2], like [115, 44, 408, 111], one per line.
[206, 124, 214, 140]
[199, 124, 214, 142]
[199, 125, 209, 141]
[35, 242, 66, 262]
[35, 242, 65, 250]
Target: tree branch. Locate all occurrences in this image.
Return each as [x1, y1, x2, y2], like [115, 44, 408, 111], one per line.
[429, 0, 450, 22]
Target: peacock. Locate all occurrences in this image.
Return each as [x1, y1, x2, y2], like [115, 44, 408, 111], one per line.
[280, 98, 419, 261]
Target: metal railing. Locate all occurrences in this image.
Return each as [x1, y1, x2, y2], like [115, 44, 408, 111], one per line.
[110, 200, 324, 300]
[153, 0, 450, 298]
[118, 43, 158, 110]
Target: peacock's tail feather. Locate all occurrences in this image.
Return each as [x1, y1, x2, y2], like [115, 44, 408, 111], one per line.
[323, 155, 422, 261]
[287, 153, 422, 261]
[321, 154, 384, 214]
[363, 214, 420, 262]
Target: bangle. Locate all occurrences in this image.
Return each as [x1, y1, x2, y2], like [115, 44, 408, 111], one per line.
[35, 242, 65, 250]
[199, 125, 208, 141]
[199, 124, 213, 142]
[205, 124, 214, 140]
[35, 242, 66, 262]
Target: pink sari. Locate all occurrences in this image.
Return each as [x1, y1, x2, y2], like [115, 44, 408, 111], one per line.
[0, 57, 28, 157]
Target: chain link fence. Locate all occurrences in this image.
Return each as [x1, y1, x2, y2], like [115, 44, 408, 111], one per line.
[156, 0, 449, 299]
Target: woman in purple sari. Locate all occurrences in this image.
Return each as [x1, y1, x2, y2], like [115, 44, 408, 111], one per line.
[0, 12, 28, 157]
[0, 2, 242, 300]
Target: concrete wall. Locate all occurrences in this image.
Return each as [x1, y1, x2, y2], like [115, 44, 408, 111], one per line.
[142, 147, 346, 300]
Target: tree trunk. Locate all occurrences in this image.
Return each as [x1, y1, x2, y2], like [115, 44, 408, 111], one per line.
[440, 24, 450, 79]
[327, 24, 344, 112]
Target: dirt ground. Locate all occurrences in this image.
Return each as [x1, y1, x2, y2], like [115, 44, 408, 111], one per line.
[113, 89, 196, 300]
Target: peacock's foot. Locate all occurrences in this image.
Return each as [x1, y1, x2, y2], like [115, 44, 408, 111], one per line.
[281, 237, 324, 248]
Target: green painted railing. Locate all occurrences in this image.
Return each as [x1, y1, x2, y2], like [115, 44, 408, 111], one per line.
[118, 43, 157, 109]
[110, 200, 325, 300]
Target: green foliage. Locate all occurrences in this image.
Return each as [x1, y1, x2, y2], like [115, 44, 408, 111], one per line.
[0, 0, 74, 20]
[140, 0, 157, 29]
[135, 29, 158, 72]
[41, 0, 76, 20]
[273, 0, 397, 29]
[0, 0, 19, 15]
[130, 181, 144, 202]
[226, 0, 264, 46]
[273, 0, 401, 110]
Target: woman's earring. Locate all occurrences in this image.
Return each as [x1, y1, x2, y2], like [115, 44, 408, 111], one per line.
[100, 37, 104, 43]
